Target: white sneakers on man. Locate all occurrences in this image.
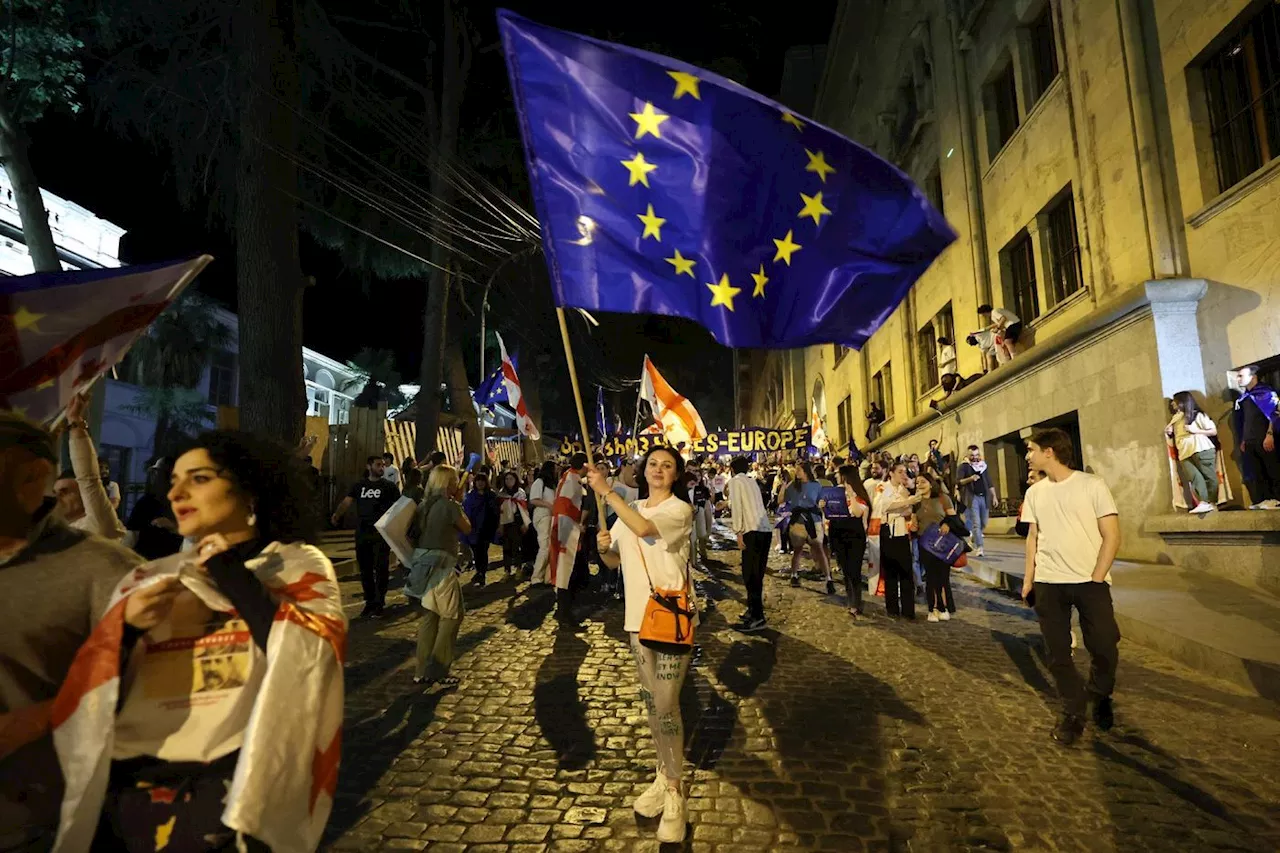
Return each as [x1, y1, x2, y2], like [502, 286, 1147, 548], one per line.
[656, 787, 687, 843]
[927, 610, 940, 623]
[1190, 501, 1215, 514]
[633, 772, 669, 817]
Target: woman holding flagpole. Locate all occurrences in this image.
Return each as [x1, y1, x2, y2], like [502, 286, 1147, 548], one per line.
[588, 446, 695, 845]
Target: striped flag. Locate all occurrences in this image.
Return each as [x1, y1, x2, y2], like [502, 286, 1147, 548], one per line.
[0, 256, 212, 424]
[496, 332, 539, 440]
[640, 355, 707, 447]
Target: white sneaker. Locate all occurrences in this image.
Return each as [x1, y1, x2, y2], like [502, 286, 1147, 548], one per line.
[1260, 499, 1280, 510]
[1190, 502, 1214, 514]
[974, 548, 985, 557]
[656, 786, 686, 843]
[633, 772, 668, 818]
[939, 611, 951, 621]
[927, 610, 940, 622]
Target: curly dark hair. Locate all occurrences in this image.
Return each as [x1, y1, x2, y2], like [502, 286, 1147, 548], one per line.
[176, 430, 320, 545]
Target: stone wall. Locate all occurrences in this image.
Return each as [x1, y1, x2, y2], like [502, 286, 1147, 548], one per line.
[868, 307, 1173, 563]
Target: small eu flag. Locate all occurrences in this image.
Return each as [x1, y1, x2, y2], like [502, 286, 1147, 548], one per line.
[498, 11, 955, 349]
[473, 352, 517, 408]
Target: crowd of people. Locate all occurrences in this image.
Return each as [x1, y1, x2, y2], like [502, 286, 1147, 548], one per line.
[19, 366, 1279, 848]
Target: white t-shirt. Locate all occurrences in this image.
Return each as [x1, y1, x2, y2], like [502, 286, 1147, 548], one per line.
[529, 478, 554, 523]
[1020, 471, 1118, 584]
[938, 344, 957, 376]
[383, 465, 400, 486]
[991, 307, 1019, 328]
[609, 496, 695, 633]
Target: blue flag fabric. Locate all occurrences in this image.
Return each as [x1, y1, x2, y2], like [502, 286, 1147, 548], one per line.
[498, 11, 955, 349]
[472, 353, 518, 408]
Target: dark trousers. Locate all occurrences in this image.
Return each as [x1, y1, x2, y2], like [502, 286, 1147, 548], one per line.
[501, 521, 523, 571]
[879, 533, 915, 618]
[921, 550, 955, 613]
[829, 529, 867, 612]
[472, 537, 493, 580]
[740, 531, 771, 620]
[1242, 439, 1280, 503]
[1033, 581, 1121, 718]
[355, 529, 390, 608]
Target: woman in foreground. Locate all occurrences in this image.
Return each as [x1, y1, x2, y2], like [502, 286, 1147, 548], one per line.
[54, 430, 346, 853]
[588, 447, 695, 845]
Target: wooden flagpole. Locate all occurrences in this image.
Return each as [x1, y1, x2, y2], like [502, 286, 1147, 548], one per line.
[555, 308, 608, 522]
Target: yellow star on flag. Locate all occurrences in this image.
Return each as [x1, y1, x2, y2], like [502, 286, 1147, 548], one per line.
[35, 378, 56, 391]
[667, 70, 701, 100]
[781, 111, 804, 130]
[665, 248, 695, 277]
[805, 149, 836, 183]
[637, 204, 666, 241]
[798, 191, 832, 225]
[620, 152, 658, 187]
[751, 265, 769, 298]
[629, 102, 670, 139]
[773, 230, 802, 265]
[11, 305, 45, 332]
[706, 273, 742, 311]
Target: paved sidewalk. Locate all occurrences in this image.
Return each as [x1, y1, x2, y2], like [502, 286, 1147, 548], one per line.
[324, 534, 1280, 852]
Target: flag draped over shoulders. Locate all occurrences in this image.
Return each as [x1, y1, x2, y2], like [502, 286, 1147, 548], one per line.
[50, 542, 346, 853]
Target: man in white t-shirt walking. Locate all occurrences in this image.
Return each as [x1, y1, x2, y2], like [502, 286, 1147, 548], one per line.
[1020, 428, 1121, 746]
[726, 456, 772, 632]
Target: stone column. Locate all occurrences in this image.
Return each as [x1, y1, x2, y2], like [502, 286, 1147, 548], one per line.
[1145, 278, 1208, 397]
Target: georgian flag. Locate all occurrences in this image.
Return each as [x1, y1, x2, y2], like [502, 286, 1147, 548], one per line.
[640, 355, 706, 447]
[0, 256, 212, 424]
[810, 399, 829, 452]
[496, 331, 539, 440]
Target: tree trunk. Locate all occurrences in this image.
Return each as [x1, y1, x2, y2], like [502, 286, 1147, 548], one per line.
[414, 257, 449, 460]
[235, 0, 306, 444]
[0, 94, 60, 272]
[444, 337, 482, 457]
[414, 0, 469, 460]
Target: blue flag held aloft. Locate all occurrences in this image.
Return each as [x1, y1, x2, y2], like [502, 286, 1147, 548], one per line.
[472, 352, 518, 408]
[498, 11, 955, 349]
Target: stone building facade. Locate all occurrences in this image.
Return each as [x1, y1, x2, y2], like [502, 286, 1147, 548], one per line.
[738, 0, 1280, 583]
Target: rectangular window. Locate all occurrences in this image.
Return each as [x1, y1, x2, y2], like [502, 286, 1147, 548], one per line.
[208, 351, 237, 407]
[833, 343, 849, 365]
[837, 397, 852, 449]
[1029, 6, 1060, 102]
[872, 363, 894, 421]
[1045, 189, 1083, 307]
[1202, 3, 1280, 192]
[917, 304, 955, 393]
[989, 62, 1021, 153]
[917, 322, 939, 393]
[925, 168, 944, 219]
[1005, 230, 1041, 322]
[307, 385, 331, 419]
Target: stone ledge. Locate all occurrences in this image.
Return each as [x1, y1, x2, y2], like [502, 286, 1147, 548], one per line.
[1145, 512, 1280, 536]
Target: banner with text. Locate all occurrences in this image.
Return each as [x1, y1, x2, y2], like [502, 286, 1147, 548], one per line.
[557, 425, 812, 460]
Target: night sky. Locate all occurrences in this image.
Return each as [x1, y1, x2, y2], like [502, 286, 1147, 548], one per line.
[28, 0, 836, 433]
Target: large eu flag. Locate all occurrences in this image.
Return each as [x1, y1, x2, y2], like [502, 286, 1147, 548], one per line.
[498, 11, 955, 349]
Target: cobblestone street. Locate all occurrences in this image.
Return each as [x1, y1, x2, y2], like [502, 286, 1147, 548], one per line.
[322, 533, 1280, 853]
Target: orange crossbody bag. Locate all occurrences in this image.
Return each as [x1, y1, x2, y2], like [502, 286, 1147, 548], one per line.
[635, 544, 695, 653]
